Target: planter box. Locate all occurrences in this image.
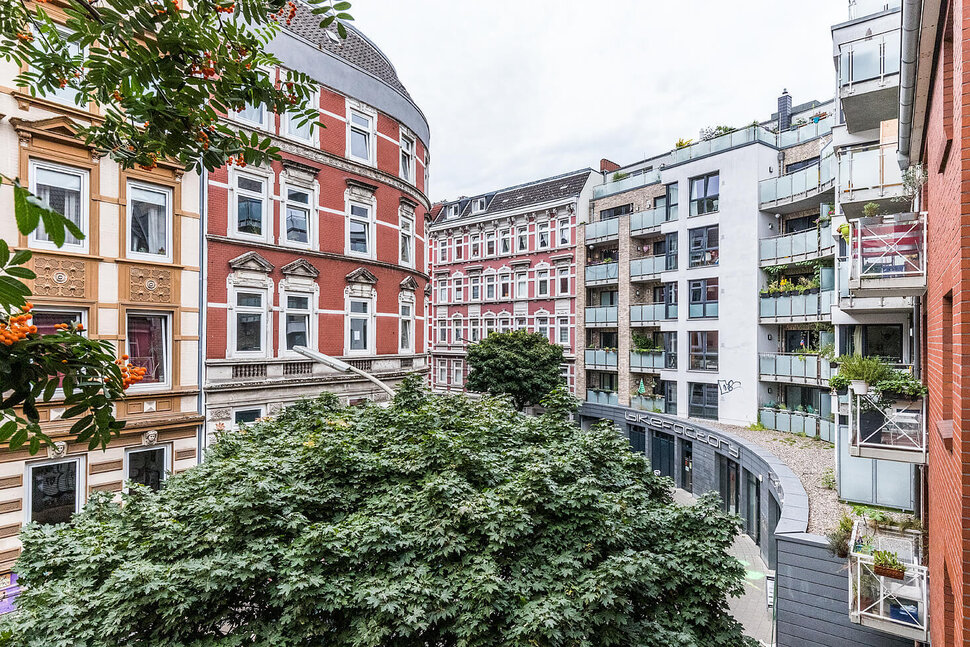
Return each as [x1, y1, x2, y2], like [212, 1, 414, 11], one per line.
[873, 564, 906, 580]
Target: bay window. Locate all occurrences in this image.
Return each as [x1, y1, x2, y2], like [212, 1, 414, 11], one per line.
[126, 312, 170, 387]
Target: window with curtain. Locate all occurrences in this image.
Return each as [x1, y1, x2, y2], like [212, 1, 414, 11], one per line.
[32, 164, 85, 247]
[129, 184, 170, 258]
[126, 313, 168, 385]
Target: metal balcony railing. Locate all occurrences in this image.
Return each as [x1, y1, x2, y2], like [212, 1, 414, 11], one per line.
[585, 262, 619, 283]
[585, 306, 618, 326]
[849, 520, 928, 642]
[848, 213, 926, 296]
[850, 389, 927, 464]
[585, 218, 619, 241]
[584, 349, 618, 368]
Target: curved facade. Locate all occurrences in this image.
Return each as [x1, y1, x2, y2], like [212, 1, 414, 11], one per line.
[203, 14, 431, 437]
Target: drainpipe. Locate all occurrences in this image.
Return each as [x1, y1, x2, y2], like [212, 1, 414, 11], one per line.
[197, 167, 207, 462]
[897, 0, 922, 169]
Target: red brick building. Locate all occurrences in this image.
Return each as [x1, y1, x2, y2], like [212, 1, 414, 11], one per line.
[902, 0, 969, 643]
[203, 10, 431, 436]
[427, 170, 598, 394]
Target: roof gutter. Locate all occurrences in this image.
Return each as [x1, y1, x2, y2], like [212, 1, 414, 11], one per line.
[897, 0, 922, 169]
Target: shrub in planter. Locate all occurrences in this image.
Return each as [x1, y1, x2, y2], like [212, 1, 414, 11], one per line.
[827, 514, 854, 558]
[829, 373, 850, 394]
[874, 373, 928, 400]
[873, 550, 906, 580]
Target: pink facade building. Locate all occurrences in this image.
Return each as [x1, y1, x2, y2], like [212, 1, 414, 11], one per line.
[427, 170, 598, 393]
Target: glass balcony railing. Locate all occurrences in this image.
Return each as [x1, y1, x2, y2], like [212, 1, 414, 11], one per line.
[585, 262, 618, 283]
[848, 213, 926, 296]
[630, 255, 666, 279]
[776, 116, 835, 148]
[593, 170, 662, 199]
[759, 407, 836, 441]
[586, 389, 619, 406]
[630, 350, 665, 370]
[839, 30, 901, 87]
[631, 303, 675, 324]
[759, 154, 835, 204]
[585, 218, 619, 241]
[760, 224, 835, 264]
[631, 395, 665, 412]
[839, 145, 903, 201]
[585, 306, 618, 326]
[666, 126, 776, 166]
[630, 206, 676, 232]
[688, 303, 718, 318]
[848, 520, 928, 642]
[759, 353, 834, 385]
[584, 348, 618, 368]
[848, 0, 901, 19]
[759, 290, 835, 320]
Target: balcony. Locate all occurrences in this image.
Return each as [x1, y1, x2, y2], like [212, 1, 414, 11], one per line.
[849, 520, 928, 642]
[775, 116, 835, 148]
[761, 224, 836, 266]
[630, 255, 667, 281]
[838, 29, 901, 133]
[631, 394, 664, 412]
[848, 0, 901, 19]
[207, 355, 426, 386]
[759, 153, 835, 213]
[759, 353, 834, 387]
[585, 306, 618, 327]
[586, 389, 619, 406]
[584, 348, 618, 369]
[847, 213, 926, 298]
[630, 206, 676, 234]
[631, 303, 675, 325]
[593, 169, 661, 200]
[759, 289, 834, 323]
[838, 145, 904, 215]
[665, 125, 776, 166]
[759, 407, 836, 441]
[849, 391, 927, 464]
[630, 350, 665, 371]
[585, 218, 619, 242]
[585, 262, 618, 286]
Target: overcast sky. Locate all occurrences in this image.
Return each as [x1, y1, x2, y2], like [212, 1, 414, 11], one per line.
[347, 0, 849, 201]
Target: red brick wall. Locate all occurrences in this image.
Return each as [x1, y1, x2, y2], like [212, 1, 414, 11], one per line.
[922, 1, 970, 644]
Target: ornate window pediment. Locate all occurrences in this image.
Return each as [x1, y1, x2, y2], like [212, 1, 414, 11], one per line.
[399, 276, 418, 291]
[281, 258, 319, 278]
[346, 267, 378, 285]
[228, 251, 274, 273]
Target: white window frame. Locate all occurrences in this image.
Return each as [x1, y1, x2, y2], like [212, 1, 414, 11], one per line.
[123, 444, 171, 493]
[236, 100, 270, 130]
[450, 204, 461, 218]
[25, 456, 84, 524]
[28, 159, 89, 253]
[454, 236, 464, 261]
[536, 316, 549, 339]
[484, 317, 496, 336]
[230, 287, 270, 358]
[499, 273, 511, 299]
[517, 226, 529, 252]
[485, 274, 496, 301]
[437, 280, 449, 303]
[516, 272, 528, 299]
[437, 359, 447, 384]
[347, 107, 376, 165]
[469, 318, 480, 342]
[399, 302, 414, 354]
[499, 228, 512, 254]
[558, 317, 570, 345]
[399, 213, 415, 267]
[536, 270, 550, 298]
[346, 200, 375, 259]
[400, 133, 416, 183]
[281, 291, 315, 356]
[283, 85, 319, 144]
[453, 359, 464, 386]
[470, 276, 481, 301]
[281, 183, 314, 249]
[232, 406, 264, 429]
[230, 168, 273, 243]
[485, 231, 496, 256]
[454, 277, 464, 303]
[558, 267, 570, 295]
[472, 197, 487, 213]
[470, 234, 481, 258]
[124, 310, 173, 392]
[536, 221, 550, 250]
[437, 319, 447, 343]
[452, 316, 463, 343]
[438, 238, 448, 263]
[345, 296, 375, 355]
[558, 218, 570, 246]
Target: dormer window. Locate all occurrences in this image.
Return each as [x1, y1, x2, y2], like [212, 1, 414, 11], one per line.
[450, 204, 461, 218]
[473, 197, 487, 213]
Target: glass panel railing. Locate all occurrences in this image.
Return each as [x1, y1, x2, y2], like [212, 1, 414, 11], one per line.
[759, 353, 833, 382]
[776, 116, 835, 148]
[584, 349, 618, 367]
[840, 145, 904, 198]
[631, 395, 665, 412]
[630, 350, 665, 370]
[688, 303, 718, 318]
[760, 407, 834, 439]
[586, 389, 619, 406]
[760, 224, 835, 263]
[759, 153, 835, 204]
[630, 206, 674, 232]
[585, 218, 619, 240]
[593, 170, 662, 199]
[585, 262, 619, 283]
[585, 306, 618, 325]
[848, 0, 901, 19]
[759, 290, 835, 319]
[839, 30, 902, 86]
[630, 303, 665, 324]
[630, 255, 666, 278]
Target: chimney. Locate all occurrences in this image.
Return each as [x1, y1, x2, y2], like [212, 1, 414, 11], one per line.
[778, 89, 792, 131]
[600, 158, 620, 173]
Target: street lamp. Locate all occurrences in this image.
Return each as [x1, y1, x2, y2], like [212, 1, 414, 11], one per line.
[291, 346, 396, 398]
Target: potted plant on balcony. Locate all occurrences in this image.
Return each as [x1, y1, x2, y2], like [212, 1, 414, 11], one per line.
[832, 354, 893, 396]
[873, 549, 906, 580]
[862, 202, 880, 218]
[829, 373, 849, 395]
[873, 372, 928, 401]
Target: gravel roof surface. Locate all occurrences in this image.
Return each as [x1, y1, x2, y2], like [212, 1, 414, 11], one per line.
[696, 420, 851, 535]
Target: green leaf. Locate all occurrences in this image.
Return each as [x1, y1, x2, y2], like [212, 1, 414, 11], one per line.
[5, 267, 36, 280]
[0, 240, 9, 267]
[10, 249, 32, 265]
[12, 183, 40, 235]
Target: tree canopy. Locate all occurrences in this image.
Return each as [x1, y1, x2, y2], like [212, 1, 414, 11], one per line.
[465, 330, 565, 410]
[2, 380, 756, 647]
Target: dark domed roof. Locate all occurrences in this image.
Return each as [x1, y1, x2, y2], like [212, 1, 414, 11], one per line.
[284, 5, 414, 103]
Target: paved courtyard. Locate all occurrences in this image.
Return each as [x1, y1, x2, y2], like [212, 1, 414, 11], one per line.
[672, 488, 774, 646]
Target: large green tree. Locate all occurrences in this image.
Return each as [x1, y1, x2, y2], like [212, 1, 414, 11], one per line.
[465, 330, 565, 410]
[2, 382, 756, 647]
